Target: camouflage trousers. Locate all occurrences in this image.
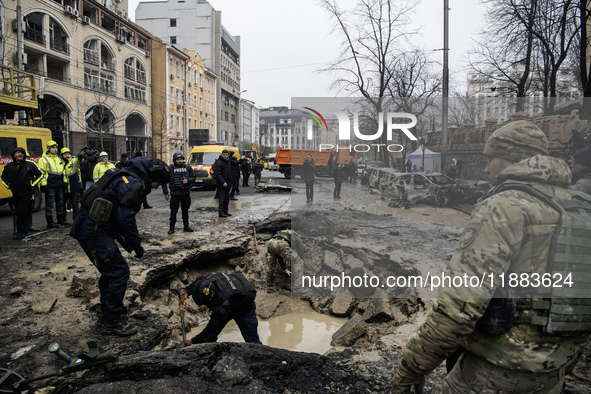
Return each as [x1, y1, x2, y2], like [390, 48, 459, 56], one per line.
[267, 238, 304, 288]
[267, 238, 291, 282]
[437, 352, 564, 394]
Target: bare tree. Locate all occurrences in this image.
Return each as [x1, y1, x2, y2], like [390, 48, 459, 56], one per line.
[469, 0, 580, 115]
[467, 0, 538, 113]
[578, 0, 591, 120]
[151, 98, 169, 161]
[530, 0, 579, 114]
[448, 92, 479, 127]
[320, 0, 420, 165]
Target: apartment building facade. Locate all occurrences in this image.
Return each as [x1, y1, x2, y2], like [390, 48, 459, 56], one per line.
[135, 0, 241, 146]
[259, 107, 323, 150]
[239, 98, 259, 144]
[1, 0, 154, 158]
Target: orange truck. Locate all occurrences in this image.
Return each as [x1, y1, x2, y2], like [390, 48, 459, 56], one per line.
[275, 146, 358, 179]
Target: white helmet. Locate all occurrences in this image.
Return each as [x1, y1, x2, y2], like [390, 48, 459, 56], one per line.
[99, 151, 108, 158]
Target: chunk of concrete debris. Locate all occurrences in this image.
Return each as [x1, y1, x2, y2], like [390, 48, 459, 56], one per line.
[66, 274, 99, 299]
[31, 298, 57, 314]
[330, 297, 355, 317]
[255, 183, 291, 193]
[363, 297, 395, 323]
[331, 315, 367, 346]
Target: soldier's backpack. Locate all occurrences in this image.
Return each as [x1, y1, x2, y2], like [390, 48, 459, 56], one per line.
[492, 180, 591, 336]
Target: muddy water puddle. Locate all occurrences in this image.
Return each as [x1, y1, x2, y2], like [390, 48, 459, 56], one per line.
[188, 311, 347, 354]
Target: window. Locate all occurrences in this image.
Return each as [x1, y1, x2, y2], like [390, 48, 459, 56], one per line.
[170, 18, 177, 27]
[170, 115, 174, 135]
[170, 86, 174, 103]
[26, 139, 43, 157]
[171, 36, 177, 45]
[124, 57, 146, 84]
[0, 137, 17, 157]
[84, 68, 115, 95]
[125, 83, 147, 104]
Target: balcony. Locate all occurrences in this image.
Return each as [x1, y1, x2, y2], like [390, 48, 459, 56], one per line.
[124, 66, 135, 80]
[101, 59, 116, 72]
[84, 48, 99, 65]
[47, 70, 71, 83]
[50, 37, 69, 55]
[24, 28, 46, 46]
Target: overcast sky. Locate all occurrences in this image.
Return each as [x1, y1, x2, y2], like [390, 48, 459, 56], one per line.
[129, 0, 485, 108]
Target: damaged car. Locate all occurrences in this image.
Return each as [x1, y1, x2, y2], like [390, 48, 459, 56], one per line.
[368, 169, 457, 208]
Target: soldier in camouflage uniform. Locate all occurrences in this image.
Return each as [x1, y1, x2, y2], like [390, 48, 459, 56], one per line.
[392, 121, 591, 393]
[267, 230, 305, 289]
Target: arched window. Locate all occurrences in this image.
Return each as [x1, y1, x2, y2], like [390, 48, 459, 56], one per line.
[124, 57, 147, 103]
[83, 39, 115, 94]
[86, 105, 115, 134]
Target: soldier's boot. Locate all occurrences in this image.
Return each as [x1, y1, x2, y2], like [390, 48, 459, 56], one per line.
[168, 220, 175, 234]
[183, 222, 194, 232]
[46, 216, 59, 229]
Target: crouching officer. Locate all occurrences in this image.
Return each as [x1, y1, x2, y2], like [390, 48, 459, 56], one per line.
[70, 156, 170, 336]
[183, 272, 262, 345]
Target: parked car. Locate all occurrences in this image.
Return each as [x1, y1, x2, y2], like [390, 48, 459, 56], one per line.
[369, 169, 457, 207]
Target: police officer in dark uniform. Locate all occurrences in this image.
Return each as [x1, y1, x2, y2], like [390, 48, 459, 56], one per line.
[184, 272, 261, 344]
[70, 156, 170, 336]
[229, 151, 240, 200]
[212, 149, 233, 218]
[165, 152, 196, 234]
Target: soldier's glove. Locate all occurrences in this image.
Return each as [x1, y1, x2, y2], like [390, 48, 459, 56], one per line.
[134, 246, 145, 259]
[392, 359, 425, 394]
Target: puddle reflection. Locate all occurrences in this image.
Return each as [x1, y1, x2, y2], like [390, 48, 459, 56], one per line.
[191, 312, 348, 354]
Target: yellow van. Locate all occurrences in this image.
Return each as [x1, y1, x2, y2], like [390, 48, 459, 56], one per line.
[187, 143, 240, 188]
[0, 125, 52, 210]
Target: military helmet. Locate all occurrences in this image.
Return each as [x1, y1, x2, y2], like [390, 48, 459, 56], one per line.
[483, 121, 548, 163]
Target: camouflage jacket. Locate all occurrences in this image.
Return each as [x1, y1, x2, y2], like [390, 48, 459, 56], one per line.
[403, 155, 591, 374]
